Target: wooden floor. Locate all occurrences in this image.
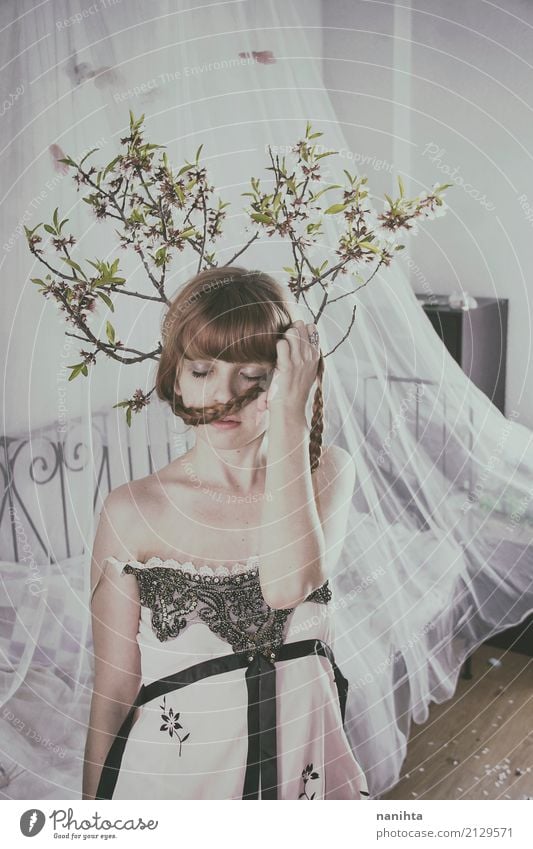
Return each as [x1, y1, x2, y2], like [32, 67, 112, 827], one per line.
[381, 643, 533, 800]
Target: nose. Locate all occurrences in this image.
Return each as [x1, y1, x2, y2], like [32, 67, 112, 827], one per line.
[210, 367, 237, 406]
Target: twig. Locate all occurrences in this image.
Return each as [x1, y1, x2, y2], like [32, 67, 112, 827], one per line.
[324, 303, 357, 358]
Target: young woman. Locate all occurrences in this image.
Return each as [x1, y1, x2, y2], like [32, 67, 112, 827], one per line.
[83, 266, 369, 800]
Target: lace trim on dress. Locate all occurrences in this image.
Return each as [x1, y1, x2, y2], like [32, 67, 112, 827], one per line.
[105, 555, 332, 650]
[103, 554, 260, 578]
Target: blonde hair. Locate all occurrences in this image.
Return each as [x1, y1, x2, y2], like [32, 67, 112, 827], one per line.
[156, 266, 325, 472]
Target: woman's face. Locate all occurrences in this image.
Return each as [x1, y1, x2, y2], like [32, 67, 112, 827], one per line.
[175, 356, 274, 441]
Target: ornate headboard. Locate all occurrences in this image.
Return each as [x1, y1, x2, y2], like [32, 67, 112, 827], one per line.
[0, 409, 193, 564]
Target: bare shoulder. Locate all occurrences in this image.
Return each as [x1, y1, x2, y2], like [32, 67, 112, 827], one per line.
[94, 478, 153, 564]
[314, 444, 356, 492]
[105, 460, 180, 511]
[104, 477, 150, 514]
[321, 444, 355, 471]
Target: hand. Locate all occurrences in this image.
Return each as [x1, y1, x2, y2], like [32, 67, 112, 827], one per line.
[256, 320, 320, 422]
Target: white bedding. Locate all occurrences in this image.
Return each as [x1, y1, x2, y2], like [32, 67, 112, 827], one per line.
[0, 666, 91, 799]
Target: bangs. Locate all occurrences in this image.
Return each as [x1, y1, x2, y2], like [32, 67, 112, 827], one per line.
[155, 266, 301, 413]
[180, 292, 287, 364]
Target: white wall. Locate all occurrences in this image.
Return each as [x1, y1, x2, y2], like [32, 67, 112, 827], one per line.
[322, 0, 533, 427]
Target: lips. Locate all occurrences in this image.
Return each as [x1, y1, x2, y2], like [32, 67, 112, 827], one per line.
[210, 417, 241, 428]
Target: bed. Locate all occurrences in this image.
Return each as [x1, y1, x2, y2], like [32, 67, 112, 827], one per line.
[1, 389, 531, 799]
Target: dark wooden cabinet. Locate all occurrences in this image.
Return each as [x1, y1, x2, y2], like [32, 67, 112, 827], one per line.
[415, 294, 508, 414]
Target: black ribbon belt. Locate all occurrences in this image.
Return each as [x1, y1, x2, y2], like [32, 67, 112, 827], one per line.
[95, 638, 349, 801]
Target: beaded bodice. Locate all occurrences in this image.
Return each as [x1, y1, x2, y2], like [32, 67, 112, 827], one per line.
[122, 558, 332, 658]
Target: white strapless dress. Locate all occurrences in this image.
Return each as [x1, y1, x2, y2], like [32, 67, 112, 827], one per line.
[91, 555, 369, 800]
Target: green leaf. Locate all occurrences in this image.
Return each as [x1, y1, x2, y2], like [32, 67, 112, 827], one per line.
[128, 111, 145, 135]
[67, 363, 84, 381]
[250, 212, 272, 224]
[87, 259, 103, 272]
[58, 156, 76, 167]
[359, 241, 381, 254]
[80, 148, 99, 167]
[44, 224, 56, 235]
[105, 320, 116, 344]
[311, 185, 341, 201]
[324, 203, 347, 215]
[398, 175, 405, 198]
[289, 177, 299, 194]
[62, 257, 84, 276]
[126, 407, 132, 428]
[195, 144, 203, 164]
[53, 208, 59, 229]
[177, 227, 196, 239]
[103, 155, 121, 178]
[98, 291, 115, 311]
[154, 247, 167, 267]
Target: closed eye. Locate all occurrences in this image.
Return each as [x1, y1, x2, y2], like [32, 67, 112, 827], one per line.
[191, 371, 265, 381]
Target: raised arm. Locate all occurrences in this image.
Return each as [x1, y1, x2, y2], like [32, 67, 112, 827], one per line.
[259, 438, 355, 609]
[256, 320, 355, 610]
[82, 485, 143, 800]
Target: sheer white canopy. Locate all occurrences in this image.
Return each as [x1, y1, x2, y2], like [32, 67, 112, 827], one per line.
[1, 0, 532, 798]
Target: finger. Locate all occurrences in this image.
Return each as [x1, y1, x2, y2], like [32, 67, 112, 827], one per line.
[255, 369, 279, 424]
[283, 320, 306, 361]
[305, 322, 320, 359]
[255, 391, 267, 424]
[276, 335, 293, 368]
[266, 368, 280, 403]
[297, 319, 316, 359]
